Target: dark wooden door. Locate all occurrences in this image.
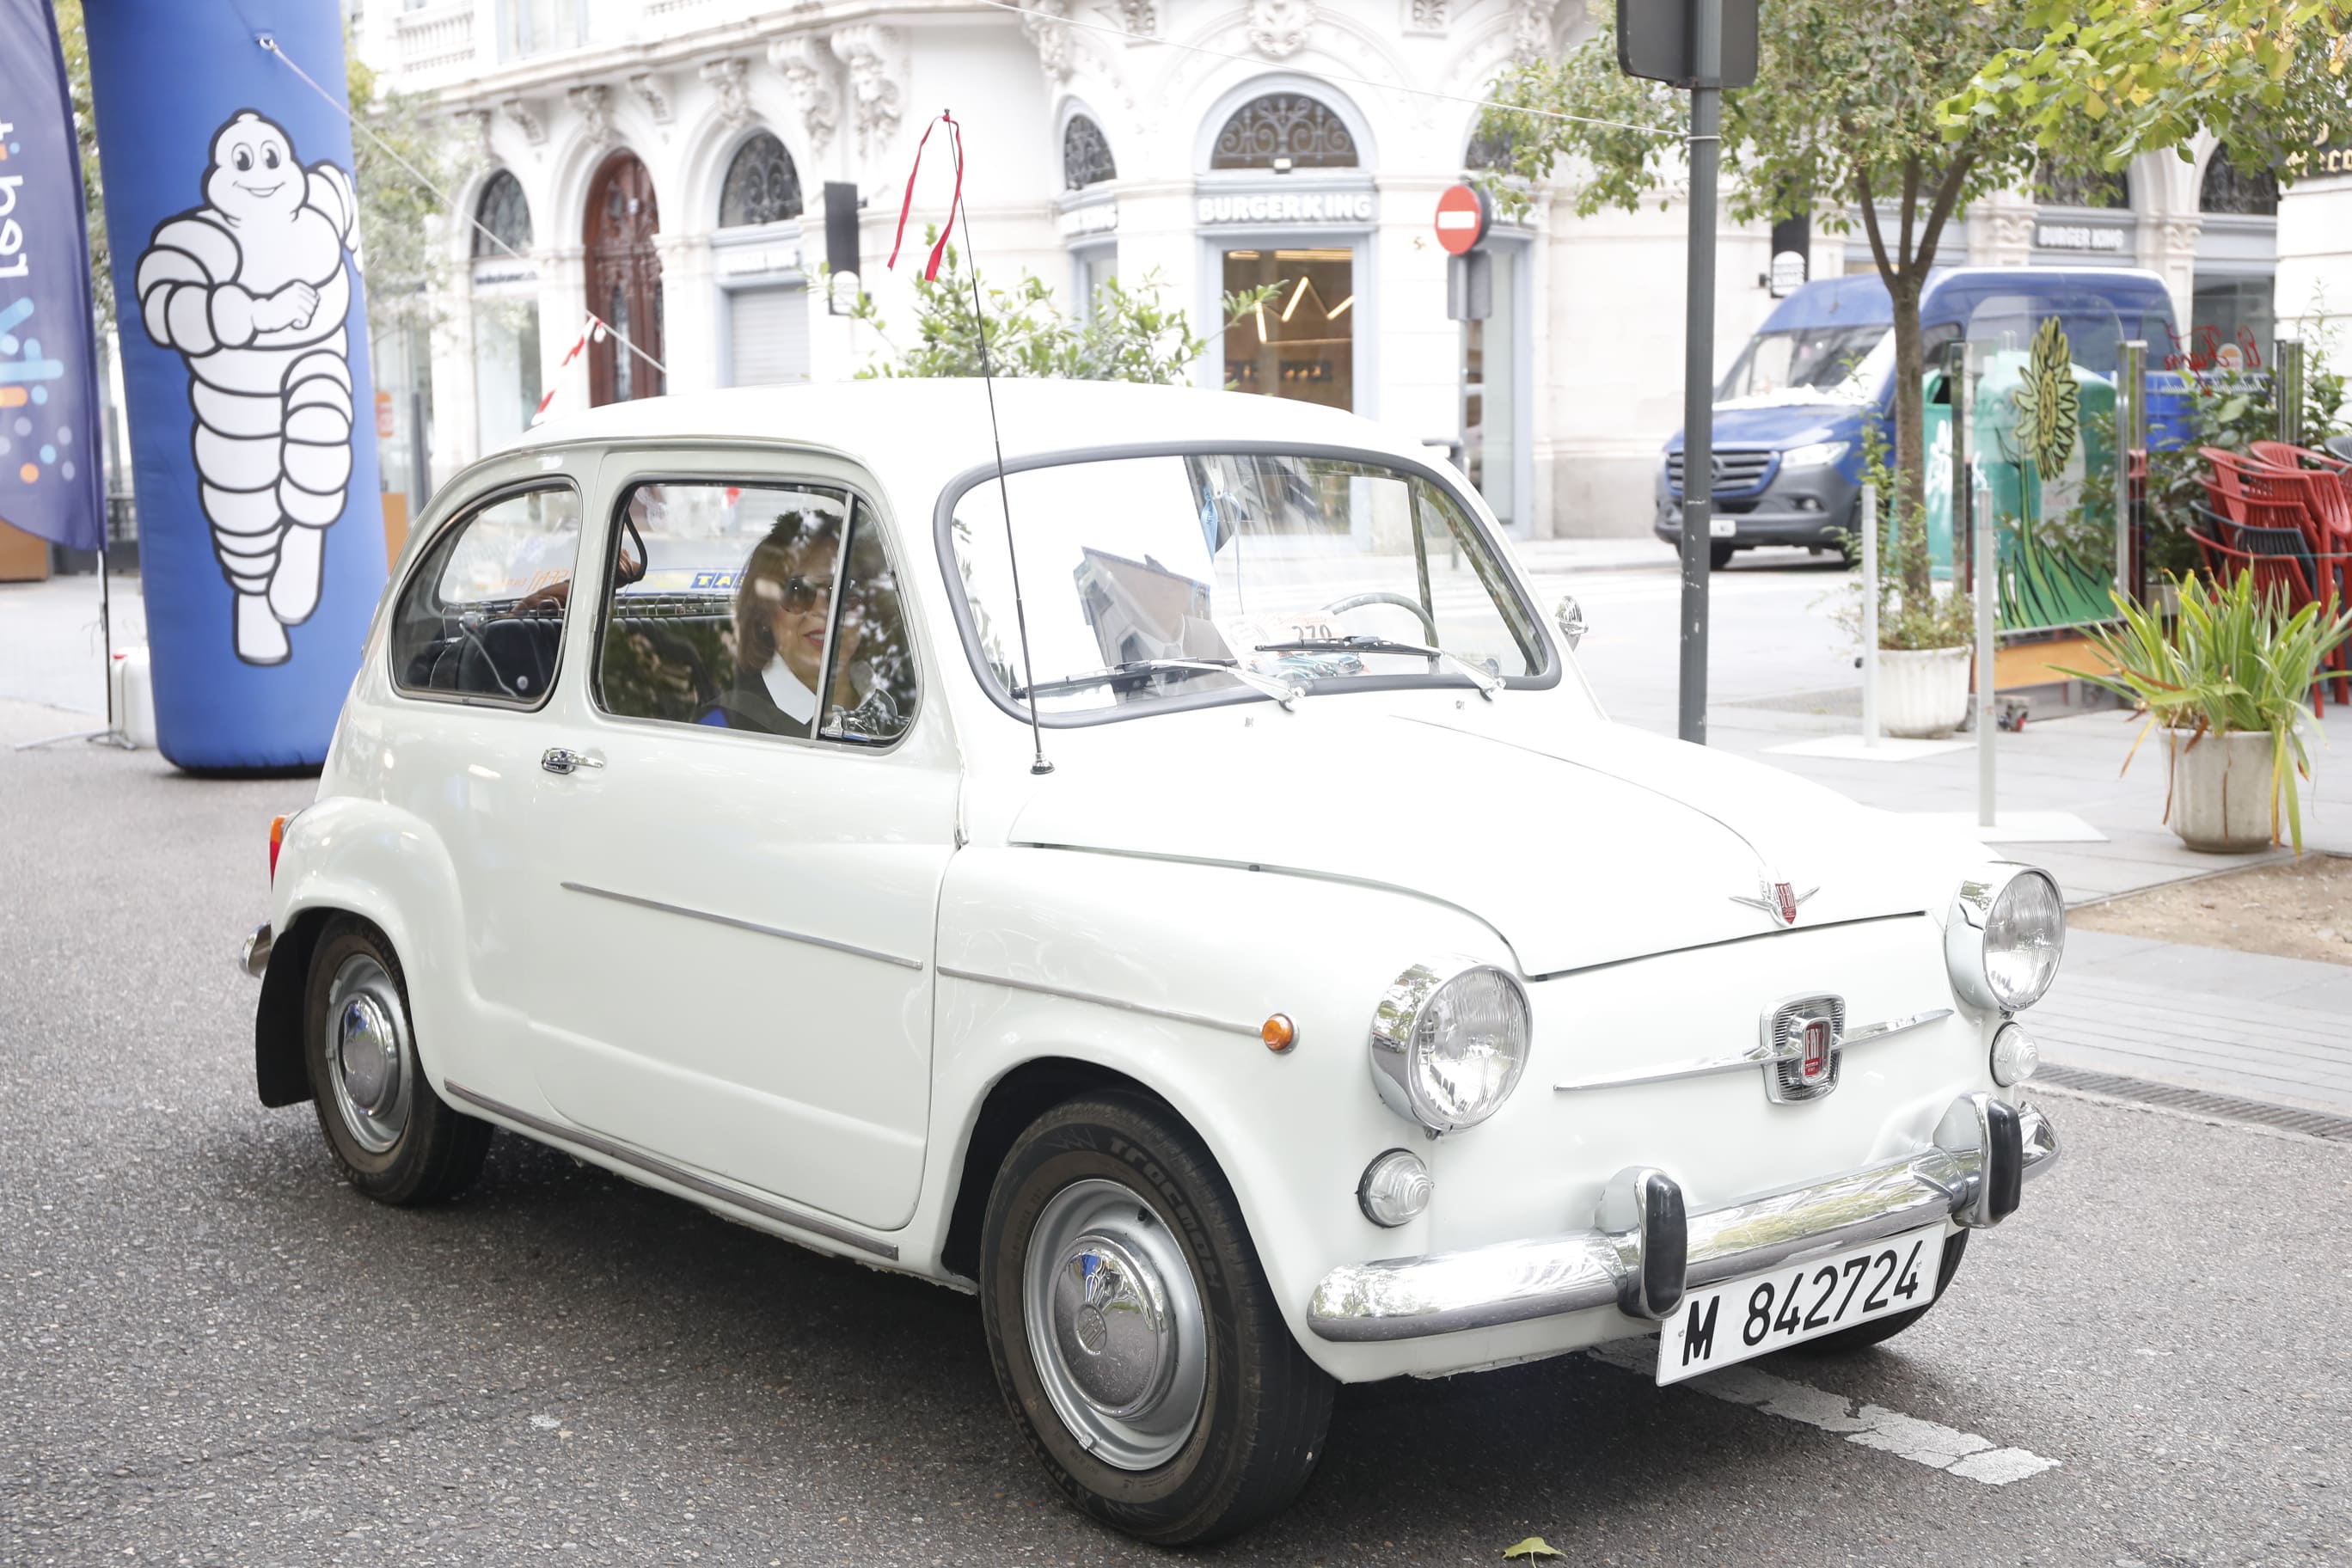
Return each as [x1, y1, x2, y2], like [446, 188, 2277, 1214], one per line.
[585, 152, 665, 405]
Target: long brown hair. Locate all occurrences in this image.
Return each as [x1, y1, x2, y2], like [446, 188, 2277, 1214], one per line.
[732, 511, 842, 674]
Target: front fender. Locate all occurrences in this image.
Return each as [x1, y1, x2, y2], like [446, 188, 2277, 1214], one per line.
[922, 845, 1515, 1381]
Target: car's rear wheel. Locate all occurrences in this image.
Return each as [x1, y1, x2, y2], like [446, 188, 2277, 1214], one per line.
[979, 1093, 1334, 1546]
[1798, 1231, 1969, 1352]
[303, 918, 491, 1205]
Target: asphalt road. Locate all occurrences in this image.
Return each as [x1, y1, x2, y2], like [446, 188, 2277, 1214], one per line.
[3, 695, 2349, 1568]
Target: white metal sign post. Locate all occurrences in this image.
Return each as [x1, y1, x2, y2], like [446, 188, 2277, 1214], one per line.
[1859, 481, 1879, 748]
[1975, 471, 1997, 829]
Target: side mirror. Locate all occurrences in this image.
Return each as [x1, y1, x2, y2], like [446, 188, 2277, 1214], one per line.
[1554, 594, 1587, 651]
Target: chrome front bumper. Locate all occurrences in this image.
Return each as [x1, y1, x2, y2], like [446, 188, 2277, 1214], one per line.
[1308, 1094, 2058, 1343]
[241, 922, 273, 979]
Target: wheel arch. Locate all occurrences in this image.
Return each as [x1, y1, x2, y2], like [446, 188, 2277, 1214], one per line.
[939, 1056, 1187, 1283]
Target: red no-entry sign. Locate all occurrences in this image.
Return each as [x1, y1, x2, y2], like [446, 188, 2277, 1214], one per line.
[1434, 184, 1490, 255]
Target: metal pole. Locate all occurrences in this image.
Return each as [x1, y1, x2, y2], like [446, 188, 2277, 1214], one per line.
[1975, 473, 1997, 830]
[2275, 337, 2305, 449]
[1675, 0, 1724, 745]
[2116, 340, 2144, 604]
[1951, 340, 1973, 592]
[1860, 480, 1879, 747]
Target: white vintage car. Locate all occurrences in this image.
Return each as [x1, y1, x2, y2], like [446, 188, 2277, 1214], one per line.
[242, 380, 2062, 1544]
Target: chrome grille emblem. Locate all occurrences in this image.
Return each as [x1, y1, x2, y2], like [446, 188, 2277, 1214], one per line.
[1761, 995, 1846, 1103]
[1732, 867, 1819, 928]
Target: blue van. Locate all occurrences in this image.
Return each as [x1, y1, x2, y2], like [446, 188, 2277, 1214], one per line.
[1657, 267, 2179, 568]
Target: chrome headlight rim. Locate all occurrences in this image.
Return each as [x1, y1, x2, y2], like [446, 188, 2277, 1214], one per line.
[1946, 865, 2067, 1013]
[1368, 954, 1532, 1135]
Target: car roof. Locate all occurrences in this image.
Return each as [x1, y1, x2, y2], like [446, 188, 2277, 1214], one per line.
[518, 379, 1436, 499]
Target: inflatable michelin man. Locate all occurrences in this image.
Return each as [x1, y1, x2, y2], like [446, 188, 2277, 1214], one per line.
[135, 112, 360, 665]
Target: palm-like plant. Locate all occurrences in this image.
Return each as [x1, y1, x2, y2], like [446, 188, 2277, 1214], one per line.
[2067, 573, 2352, 851]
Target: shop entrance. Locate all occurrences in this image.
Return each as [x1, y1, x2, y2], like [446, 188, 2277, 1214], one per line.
[584, 150, 665, 406]
[1222, 248, 1355, 411]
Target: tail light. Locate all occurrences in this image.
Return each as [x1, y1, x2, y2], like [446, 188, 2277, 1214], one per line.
[269, 815, 287, 884]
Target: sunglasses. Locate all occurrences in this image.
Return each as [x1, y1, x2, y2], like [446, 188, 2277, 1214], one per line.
[753, 573, 867, 624]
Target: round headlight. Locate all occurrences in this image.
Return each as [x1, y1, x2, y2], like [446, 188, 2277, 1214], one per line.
[1946, 867, 2066, 1012]
[1369, 958, 1531, 1133]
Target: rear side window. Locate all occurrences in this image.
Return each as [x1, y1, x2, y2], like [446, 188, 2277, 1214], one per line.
[389, 486, 582, 707]
[594, 481, 918, 746]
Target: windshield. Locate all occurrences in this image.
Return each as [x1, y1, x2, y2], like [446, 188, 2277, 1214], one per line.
[945, 452, 1547, 722]
[1717, 324, 1890, 401]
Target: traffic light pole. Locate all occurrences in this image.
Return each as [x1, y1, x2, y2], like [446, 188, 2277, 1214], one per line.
[1676, 0, 1723, 745]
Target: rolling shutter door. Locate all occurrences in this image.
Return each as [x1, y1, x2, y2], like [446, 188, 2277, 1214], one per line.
[727, 285, 812, 386]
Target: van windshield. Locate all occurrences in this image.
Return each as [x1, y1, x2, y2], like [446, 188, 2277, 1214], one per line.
[1718, 325, 1889, 401]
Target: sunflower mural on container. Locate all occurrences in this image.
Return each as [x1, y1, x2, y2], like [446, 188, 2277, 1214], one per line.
[1977, 317, 2119, 632]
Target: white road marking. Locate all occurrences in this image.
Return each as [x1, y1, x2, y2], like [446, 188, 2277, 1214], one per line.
[1587, 1341, 2060, 1485]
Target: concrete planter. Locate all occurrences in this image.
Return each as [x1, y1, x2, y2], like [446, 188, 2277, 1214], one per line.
[1879, 646, 1972, 738]
[2168, 728, 2279, 852]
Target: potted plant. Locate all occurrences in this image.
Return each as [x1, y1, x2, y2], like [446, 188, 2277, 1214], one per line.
[1836, 467, 1976, 738]
[2068, 572, 2352, 852]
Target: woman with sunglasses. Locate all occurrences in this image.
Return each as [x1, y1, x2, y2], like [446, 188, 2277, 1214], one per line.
[696, 511, 899, 740]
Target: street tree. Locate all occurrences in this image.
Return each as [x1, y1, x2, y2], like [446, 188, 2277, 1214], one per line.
[1477, 0, 2352, 604]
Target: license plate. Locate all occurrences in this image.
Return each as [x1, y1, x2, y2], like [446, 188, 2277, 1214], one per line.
[1709, 515, 1737, 537]
[1657, 1223, 1945, 1385]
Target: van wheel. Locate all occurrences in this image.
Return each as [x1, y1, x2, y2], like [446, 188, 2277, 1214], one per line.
[1708, 540, 1736, 571]
[1798, 1232, 1969, 1352]
[979, 1094, 1334, 1545]
[303, 918, 490, 1205]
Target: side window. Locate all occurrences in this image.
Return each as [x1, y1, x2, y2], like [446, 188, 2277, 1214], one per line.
[389, 486, 581, 706]
[595, 481, 917, 745]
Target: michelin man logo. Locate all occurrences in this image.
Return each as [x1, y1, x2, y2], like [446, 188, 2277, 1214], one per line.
[134, 112, 360, 665]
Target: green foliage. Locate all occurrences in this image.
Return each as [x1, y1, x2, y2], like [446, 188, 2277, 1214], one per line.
[2064, 571, 2352, 849]
[50, 0, 107, 326]
[346, 51, 460, 340]
[849, 233, 1278, 385]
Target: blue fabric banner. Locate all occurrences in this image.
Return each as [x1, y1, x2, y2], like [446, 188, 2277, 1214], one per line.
[84, 0, 386, 770]
[0, 0, 106, 553]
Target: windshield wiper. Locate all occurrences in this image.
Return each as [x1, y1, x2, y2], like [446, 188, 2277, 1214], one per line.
[1014, 658, 1304, 710]
[1254, 636, 1503, 701]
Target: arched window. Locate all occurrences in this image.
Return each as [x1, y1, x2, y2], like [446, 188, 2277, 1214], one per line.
[473, 169, 533, 259]
[2037, 159, 2130, 211]
[718, 132, 803, 228]
[1210, 92, 1357, 170]
[2201, 156, 2278, 217]
[1063, 115, 1118, 190]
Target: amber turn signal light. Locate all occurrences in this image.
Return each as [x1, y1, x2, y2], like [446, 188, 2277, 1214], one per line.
[268, 815, 287, 885]
[1262, 1014, 1297, 1052]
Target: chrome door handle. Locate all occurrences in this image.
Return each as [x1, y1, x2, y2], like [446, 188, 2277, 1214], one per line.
[541, 746, 604, 775]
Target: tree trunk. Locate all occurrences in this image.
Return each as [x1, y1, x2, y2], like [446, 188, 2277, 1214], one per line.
[1886, 271, 1930, 603]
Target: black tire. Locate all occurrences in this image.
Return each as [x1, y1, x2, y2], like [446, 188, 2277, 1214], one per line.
[303, 917, 491, 1205]
[979, 1093, 1335, 1546]
[1796, 1232, 1969, 1353]
[1708, 540, 1736, 571]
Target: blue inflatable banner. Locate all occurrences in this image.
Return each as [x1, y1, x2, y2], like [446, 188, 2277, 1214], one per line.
[85, 0, 385, 770]
[0, 0, 105, 554]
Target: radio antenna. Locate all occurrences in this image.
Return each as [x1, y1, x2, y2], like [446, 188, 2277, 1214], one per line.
[891, 112, 1051, 775]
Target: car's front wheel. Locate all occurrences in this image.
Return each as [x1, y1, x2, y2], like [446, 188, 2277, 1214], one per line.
[303, 917, 491, 1205]
[979, 1093, 1334, 1545]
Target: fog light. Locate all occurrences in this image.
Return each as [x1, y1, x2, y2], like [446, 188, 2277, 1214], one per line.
[1357, 1148, 1433, 1228]
[1991, 1021, 2040, 1087]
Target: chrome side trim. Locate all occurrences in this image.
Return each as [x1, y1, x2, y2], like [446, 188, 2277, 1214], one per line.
[240, 922, 273, 980]
[1307, 1098, 2057, 1342]
[935, 965, 1262, 1039]
[559, 881, 925, 971]
[1553, 1007, 1955, 1093]
[443, 1080, 899, 1260]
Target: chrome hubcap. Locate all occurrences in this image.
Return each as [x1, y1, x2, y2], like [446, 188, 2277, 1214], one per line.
[1022, 1179, 1207, 1471]
[325, 955, 411, 1155]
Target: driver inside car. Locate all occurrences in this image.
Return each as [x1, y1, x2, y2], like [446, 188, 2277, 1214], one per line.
[696, 511, 900, 740]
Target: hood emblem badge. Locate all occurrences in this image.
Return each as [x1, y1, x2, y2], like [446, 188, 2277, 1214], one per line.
[1732, 870, 1819, 928]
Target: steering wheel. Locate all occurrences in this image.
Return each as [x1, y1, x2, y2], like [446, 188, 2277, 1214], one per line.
[616, 512, 650, 588]
[1321, 591, 1438, 643]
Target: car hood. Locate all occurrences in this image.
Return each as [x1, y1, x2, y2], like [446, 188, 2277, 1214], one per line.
[1666, 400, 1867, 455]
[1007, 709, 1951, 977]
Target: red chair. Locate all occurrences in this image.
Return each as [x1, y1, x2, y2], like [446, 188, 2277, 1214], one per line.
[2202, 446, 2333, 554]
[2251, 439, 2352, 477]
[2189, 504, 2352, 709]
